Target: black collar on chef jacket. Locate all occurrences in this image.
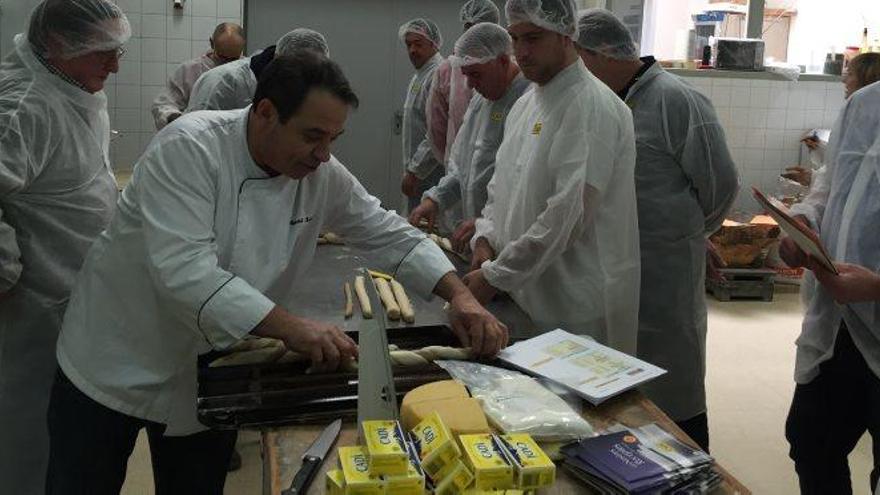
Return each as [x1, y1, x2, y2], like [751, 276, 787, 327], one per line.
[617, 55, 656, 101]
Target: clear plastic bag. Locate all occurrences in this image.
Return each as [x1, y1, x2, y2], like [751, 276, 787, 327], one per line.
[435, 360, 595, 442]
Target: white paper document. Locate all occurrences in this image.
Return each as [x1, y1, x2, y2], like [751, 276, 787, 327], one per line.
[498, 329, 666, 405]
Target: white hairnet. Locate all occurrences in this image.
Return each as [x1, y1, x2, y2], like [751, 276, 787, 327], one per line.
[276, 28, 329, 57]
[26, 0, 130, 59]
[453, 22, 512, 67]
[460, 0, 501, 25]
[398, 18, 443, 49]
[505, 0, 578, 38]
[576, 8, 638, 60]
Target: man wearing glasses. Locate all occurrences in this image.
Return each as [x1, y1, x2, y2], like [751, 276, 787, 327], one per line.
[152, 23, 245, 129]
[0, 0, 130, 492]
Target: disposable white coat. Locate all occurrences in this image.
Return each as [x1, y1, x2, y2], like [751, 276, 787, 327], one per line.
[186, 56, 255, 111]
[625, 63, 739, 421]
[425, 74, 531, 221]
[473, 61, 640, 354]
[56, 109, 455, 435]
[151, 53, 217, 129]
[403, 53, 443, 180]
[0, 34, 117, 493]
[426, 58, 475, 164]
[789, 81, 880, 384]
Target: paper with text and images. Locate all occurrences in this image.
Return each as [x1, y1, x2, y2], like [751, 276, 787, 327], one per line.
[498, 329, 666, 405]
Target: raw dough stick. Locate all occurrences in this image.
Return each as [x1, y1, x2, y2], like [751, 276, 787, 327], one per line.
[354, 276, 373, 319]
[323, 232, 343, 244]
[390, 279, 415, 323]
[276, 350, 307, 364]
[413, 346, 471, 361]
[389, 350, 430, 366]
[374, 278, 401, 320]
[343, 282, 354, 318]
[209, 341, 287, 367]
[368, 269, 393, 281]
[228, 337, 280, 353]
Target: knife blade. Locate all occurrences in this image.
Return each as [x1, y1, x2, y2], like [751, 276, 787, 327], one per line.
[281, 419, 342, 495]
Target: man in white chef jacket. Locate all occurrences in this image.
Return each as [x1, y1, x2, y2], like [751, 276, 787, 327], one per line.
[463, 0, 641, 355]
[46, 52, 508, 494]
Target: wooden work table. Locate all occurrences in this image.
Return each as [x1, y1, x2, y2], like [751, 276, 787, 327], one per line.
[261, 390, 751, 494]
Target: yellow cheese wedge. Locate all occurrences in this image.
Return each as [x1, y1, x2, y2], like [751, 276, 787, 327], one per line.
[400, 380, 489, 436]
[401, 397, 490, 436]
[401, 380, 469, 407]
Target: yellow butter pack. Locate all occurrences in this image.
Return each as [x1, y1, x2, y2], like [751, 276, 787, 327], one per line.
[381, 442, 426, 495]
[325, 469, 345, 495]
[432, 458, 474, 495]
[362, 420, 409, 476]
[497, 433, 556, 489]
[337, 446, 383, 495]
[462, 490, 524, 495]
[409, 411, 461, 480]
[459, 434, 514, 491]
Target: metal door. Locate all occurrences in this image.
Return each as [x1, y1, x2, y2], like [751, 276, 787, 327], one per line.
[0, 0, 41, 58]
[245, 0, 502, 210]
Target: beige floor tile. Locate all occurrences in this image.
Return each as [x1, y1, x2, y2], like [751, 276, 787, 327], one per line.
[121, 430, 262, 494]
[707, 291, 874, 494]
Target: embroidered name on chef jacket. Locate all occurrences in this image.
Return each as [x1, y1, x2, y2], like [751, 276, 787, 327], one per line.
[531, 121, 543, 135]
[290, 216, 313, 226]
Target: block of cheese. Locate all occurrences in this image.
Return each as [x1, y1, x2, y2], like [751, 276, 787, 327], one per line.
[401, 380, 469, 406]
[401, 397, 490, 436]
[400, 380, 490, 436]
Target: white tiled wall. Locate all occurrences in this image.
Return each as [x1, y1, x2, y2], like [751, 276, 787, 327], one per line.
[678, 75, 846, 213]
[107, 0, 243, 170]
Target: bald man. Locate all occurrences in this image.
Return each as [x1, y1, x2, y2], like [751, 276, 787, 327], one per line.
[152, 22, 245, 129]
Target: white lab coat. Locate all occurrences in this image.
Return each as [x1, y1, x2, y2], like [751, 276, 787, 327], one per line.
[56, 108, 455, 435]
[186, 57, 256, 111]
[151, 53, 217, 129]
[403, 53, 443, 180]
[0, 34, 117, 494]
[625, 63, 739, 421]
[425, 74, 531, 221]
[788, 81, 880, 384]
[473, 60, 641, 354]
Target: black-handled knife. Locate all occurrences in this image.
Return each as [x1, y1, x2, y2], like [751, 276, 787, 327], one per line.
[281, 419, 342, 495]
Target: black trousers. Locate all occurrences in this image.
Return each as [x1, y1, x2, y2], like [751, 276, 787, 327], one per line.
[676, 412, 710, 453]
[45, 370, 237, 495]
[786, 324, 880, 495]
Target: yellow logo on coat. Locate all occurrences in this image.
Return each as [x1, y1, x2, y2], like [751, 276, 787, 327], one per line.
[531, 121, 543, 135]
[491, 111, 504, 122]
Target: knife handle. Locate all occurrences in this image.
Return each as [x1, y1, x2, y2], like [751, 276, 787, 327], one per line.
[287, 455, 322, 494]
